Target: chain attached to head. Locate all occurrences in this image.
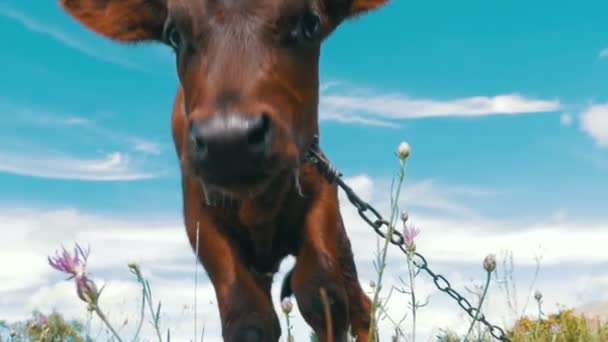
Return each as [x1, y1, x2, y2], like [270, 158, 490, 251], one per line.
[304, 135, 342, 183]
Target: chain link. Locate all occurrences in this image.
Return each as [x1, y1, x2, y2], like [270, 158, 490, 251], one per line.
[305, 135, 511, 342]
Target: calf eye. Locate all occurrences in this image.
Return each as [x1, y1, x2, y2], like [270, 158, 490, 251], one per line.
[301, 11, 321, 40]
[284, 10, 322, 44]
[163, 23, 182, 51]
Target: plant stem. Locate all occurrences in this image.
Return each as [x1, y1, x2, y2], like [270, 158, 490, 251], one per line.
[284, 313, 293, 342]
[145, 295, 163, 342]
[534, 300, 542, 339]
[94, 306, 124, 342]
[132, 286, 146, 342]
[367, 159, 407, 342]
[463, 271, 491, 342]
[195, 222, 200, 342]
[406, 253, 417, 342]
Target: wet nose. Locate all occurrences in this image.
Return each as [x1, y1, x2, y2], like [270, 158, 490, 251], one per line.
[190, 113, 272, 161]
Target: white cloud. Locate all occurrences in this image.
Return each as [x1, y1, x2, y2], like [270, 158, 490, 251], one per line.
[580, 103, 608, 147]
[561, 113, 573, 126]
[27, 115, 90, 127]
[320, 106, 401, 127]
[0, 207, 187, 292]
[1, 175, 606, 341]
[575, 300, 608, 321]
[0, 151, 161, 181]
[319, 83, 561, 126]
[23, 278, 222, 341]
[599, 48, 608, 59]
[339, 175, 608, 266]
[0, 100, 168, 180]
[0, 4, 142, 70]
[132, 138, 163, 155]
[0, 99, 92, 127]
[390, 178, 489, 219]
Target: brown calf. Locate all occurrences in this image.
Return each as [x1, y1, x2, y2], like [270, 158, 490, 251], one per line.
[58, 0, 389, 340]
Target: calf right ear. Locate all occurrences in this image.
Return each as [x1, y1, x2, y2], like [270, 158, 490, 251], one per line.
[59, 0, 168, 42]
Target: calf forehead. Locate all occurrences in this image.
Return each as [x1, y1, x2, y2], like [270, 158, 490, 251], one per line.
[169, 0, 312, 18]
[169, 0, 316, 83]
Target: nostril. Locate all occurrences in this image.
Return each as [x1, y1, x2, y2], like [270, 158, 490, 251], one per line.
[190, 123, 207, 153]
[194, 136, 206, 151]
[247, 113, 271, 148]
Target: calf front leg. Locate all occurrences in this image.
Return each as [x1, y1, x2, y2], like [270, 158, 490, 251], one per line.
[289, 185, 354, 342]
[182, 178, 280, 342]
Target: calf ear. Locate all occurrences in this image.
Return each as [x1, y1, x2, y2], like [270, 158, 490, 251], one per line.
[347, 0, 389, 17]
[324, 0, 389, 24]
[59, 0, 168, 42]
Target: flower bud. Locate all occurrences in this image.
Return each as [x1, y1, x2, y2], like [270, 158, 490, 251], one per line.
[281, 298, 293, 314]
[483, 254, 496, 273]
[76, 275, 99, 307]
[127, 261, 140, 270]
[401, 211, 409, 223]
[397, 141, 411, 160]
[534, 290, 542, 302]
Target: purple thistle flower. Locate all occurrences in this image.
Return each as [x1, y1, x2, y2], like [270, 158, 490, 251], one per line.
[403, 223, 420, 244]
[403, 221, 420, 253]
[48, 243, 99, 308]
[48, 243, 90, 279]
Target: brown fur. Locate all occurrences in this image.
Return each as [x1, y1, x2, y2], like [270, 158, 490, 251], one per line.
[57, 0, 389, 340]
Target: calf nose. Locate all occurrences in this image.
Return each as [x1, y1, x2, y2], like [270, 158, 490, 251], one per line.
[190, 113, 272, 161]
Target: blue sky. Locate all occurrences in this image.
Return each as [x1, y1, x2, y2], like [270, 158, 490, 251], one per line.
[1, 0, 608, 340]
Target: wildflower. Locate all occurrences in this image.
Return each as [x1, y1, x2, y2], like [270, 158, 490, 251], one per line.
[76, 275, 100, 306]
[127, 260, 140, 270]
[534, 290, 542, 302]
[9, 328, 17, 337]
[397, 141, 411, 160]
[369, 280, 376, 289]
[128, 260, 142, 277]
[48, 243, 100, 309]
[401, 211, 409, 223]
[483, 254, 496, 273]
[281, 298, 293, 314]
[48, 244, 89, 279]
[27, 313, 49, 330]
[550, 323, 560, 335]
[403, 221, 420, 253]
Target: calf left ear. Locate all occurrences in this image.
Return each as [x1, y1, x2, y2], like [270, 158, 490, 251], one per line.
[347, 0, 390, 17]
[324, 0, 389, 24]
[59, 0, 167, 42]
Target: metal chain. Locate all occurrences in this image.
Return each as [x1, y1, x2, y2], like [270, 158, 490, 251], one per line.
[305, 135, 511, 342]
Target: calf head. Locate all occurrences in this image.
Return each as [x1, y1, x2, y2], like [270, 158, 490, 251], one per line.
[59, 0, 388, 199]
